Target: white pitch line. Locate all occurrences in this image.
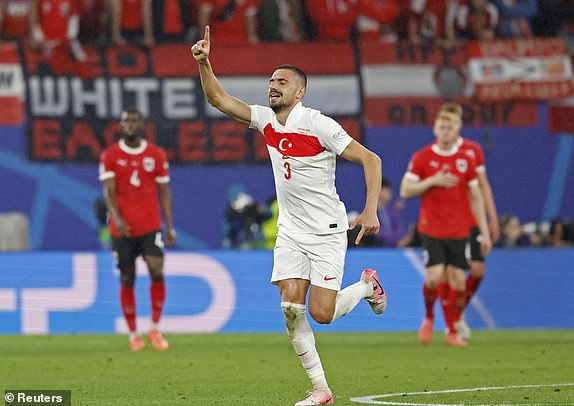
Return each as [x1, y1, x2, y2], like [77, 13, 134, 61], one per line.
[349, 382, 574, 405]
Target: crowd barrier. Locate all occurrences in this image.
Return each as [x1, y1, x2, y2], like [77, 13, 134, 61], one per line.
[1, 248, 572, 335]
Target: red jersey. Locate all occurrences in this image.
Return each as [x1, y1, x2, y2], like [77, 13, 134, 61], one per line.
[409, 0, 458, 40]
[121, 0, 143, 30]
[99, 140, 170, 238]
[36, 0, 78, 41]
[406, 143, 478, 239]
[457, 137, 485, 228]
[198, 0, 259, 45]
[306, 0, 358, 41]
[1, 0, 32, 38]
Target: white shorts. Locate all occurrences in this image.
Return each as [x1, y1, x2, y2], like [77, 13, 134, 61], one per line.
[272, 230, 347, 291]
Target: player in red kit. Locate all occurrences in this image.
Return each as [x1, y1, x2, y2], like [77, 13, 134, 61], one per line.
[400, 103, 491, 347]
[99, 108, 176, 352]
[435, 103, 500, 341]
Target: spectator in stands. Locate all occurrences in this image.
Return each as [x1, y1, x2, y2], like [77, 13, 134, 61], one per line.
[306, 0, 399, 42]
[408, 0, 459, 48]
[258, 0, 308, 43]
[78, 0, 106, 44]
[108, 0, 154, 46]
[197, 0, 260, 45]
[491, 0, 537, 38]
[305, 0, 358, 41]
[0, 0, 32, 40]
[456, 0, 499, 41]
[152, 0, 193, 42]
[356, 0, 400, 41]
[496, 214, 532, 248]
[30, 0, 86, 61]
[376, 177, 407, 247]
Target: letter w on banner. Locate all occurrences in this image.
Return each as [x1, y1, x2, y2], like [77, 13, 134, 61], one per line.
[467, 38, 574, 101]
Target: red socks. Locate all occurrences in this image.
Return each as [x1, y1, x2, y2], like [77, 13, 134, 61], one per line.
[465, 275, 483, 307]
[120, 285, 136, 332]
[151, 281, 166, 324]
[121, 281, 166, 331]
[423, 284, 438, 319]
[447, 289, 466, 334]
[437, 281, 451, 327]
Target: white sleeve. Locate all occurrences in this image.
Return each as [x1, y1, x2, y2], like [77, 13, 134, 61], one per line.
[249, 105, 272, 133]
[314, 113, 353, 155]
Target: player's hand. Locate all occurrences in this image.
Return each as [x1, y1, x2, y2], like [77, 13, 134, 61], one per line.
[432, 169, 459, 188]
[350, 210, 380, 245]
[191, 26, 210, 63]
[165, 227, 177, 247]
[480, 235, 492, 257]
[115, 217, 131, 237]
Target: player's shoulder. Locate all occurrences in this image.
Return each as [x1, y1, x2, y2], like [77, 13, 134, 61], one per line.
[414, 144, 434, 159]
[460, 137, 482, 151]
[100, 142, 121, 159]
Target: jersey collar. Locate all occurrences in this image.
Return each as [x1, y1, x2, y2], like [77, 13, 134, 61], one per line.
[283, 102, 304, 127]
[119, 139, 147, 155]
[431, 143, 459, 156]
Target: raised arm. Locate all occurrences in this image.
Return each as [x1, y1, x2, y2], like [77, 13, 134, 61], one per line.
[340, 140, 382, 244]
[191, 26, 251, 125]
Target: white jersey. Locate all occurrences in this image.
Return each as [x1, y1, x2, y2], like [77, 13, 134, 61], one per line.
[250, 102, 353, 235]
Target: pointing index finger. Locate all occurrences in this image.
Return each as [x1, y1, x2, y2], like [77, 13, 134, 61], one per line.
[205, 25, 210, 42]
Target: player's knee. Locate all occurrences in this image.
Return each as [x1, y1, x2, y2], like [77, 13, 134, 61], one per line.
[279, 283, 305, 303]
[149, 270, 164, 283]
[309, 307, 334, 325]
[120, 272, 135, 287]
[470, 261, 485, 277]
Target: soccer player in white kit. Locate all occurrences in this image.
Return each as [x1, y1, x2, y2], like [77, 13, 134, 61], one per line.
[192, 26, 387, 406]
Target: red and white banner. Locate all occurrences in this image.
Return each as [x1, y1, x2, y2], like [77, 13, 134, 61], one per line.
[360, 40, 539, 127]
[468, 39, 574, 101]
[21, 42, 361, 163]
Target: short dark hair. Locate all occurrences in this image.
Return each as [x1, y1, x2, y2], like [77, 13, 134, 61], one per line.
[382, 177, 391, 189]
[122, 106, 143, 119]
[275, 64, 307, 87]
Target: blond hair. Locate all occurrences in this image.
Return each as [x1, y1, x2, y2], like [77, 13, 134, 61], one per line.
[437, 102, 463, 119]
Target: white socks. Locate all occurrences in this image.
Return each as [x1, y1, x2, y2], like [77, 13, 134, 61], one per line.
[281, 302, 329, 391]
[331, 280, 373, 322]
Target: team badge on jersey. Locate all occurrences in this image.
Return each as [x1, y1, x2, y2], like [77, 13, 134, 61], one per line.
[143, 157, 155, 172]
[456, 158, 468, 173]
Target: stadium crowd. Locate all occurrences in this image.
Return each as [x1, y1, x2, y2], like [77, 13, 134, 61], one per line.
[0, 0, 573, 51]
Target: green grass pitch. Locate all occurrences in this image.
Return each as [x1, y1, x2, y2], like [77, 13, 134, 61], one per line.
[2, 330, 573, 405]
